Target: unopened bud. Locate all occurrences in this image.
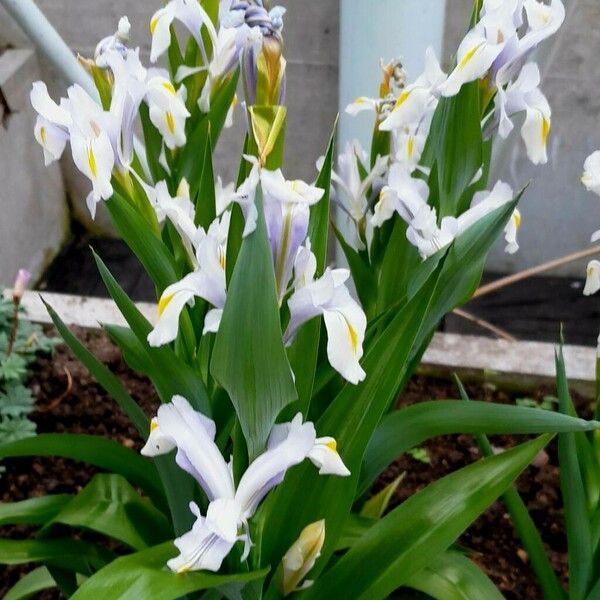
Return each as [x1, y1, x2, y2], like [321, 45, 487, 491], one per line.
[176, 178, 190, 201]
[117, 16, 131, 42]
[281, 520, 325, 596]
[13, 269, 31, 302]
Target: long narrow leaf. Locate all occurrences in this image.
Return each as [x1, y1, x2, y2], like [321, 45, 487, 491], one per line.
[359, 399, 600, 496]
[404, 550, 504, 600]
[92, 251, 210, 415]
[211, 190, 297, 459]
[303, 435, 552, 600]
[556, 346, 593, 599]
[3, 567, 57, 600]
[70, 542, 268, 600]
[0, 538, 113, 573]
[0, 495, 71, 527]
[40, 474, 172, 550]
[455, 379, 566, 600]
[0, 434, 164, 509]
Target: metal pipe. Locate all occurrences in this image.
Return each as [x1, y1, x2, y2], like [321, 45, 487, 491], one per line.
[0, 0, 97, 99]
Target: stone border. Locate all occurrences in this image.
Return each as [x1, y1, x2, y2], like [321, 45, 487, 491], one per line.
[5, 290, 596, 397]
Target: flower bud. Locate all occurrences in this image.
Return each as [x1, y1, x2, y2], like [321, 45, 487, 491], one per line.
[13, 269, 31, 302]
[281, 520, 325, 596]
[232, 2, 287, 106]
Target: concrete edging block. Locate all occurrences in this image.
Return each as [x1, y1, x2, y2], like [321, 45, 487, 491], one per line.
[4, 289, 595, 397]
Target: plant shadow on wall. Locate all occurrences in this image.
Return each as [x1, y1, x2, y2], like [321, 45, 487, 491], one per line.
[3, 0, 600, 598]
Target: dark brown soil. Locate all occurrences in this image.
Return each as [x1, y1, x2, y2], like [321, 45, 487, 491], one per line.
[0, 328, 581, 599]
[377, 377, 582, 600]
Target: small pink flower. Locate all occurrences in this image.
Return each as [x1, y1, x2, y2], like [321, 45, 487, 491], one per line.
[13, 269, 31, 300]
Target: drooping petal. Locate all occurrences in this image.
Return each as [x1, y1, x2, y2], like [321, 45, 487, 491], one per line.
[167, 502, 235, 573]
[582, 151, 600, 196]
[504, 208, 521, 254]
[584, 260, 600, 296]
[154, 396, 235, 501]
[345, 96, 379, 117]
[379, 86, 434, 132]
[440, 24, 507, 97]
[203, 308, 223, 334]
[30, 81, 72, 127]
[34, 116, 69, 166]
[235, 414, 316, 518]
[70, 129, 115, 202]
[140, 417, 177, 456]
[321, 288, 367, 385]
[261, 169, 324, 206]
[521, 96, 551, 165]
[308, 437, 351, 476]
[147, 275, 199, 347]
[150, 6, 175, 63]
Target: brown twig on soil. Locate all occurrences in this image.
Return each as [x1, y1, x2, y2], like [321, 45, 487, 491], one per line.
[473, 245, 600, 300]
[37, 366, 73, 413]
[452, 308, 517, 342]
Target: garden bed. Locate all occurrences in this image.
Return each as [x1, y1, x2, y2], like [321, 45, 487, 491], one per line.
[0, 326, 582, 599]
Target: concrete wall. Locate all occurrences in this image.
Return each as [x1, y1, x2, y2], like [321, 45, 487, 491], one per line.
[0, 48, 68, 287]
[4, 0, 338, 232]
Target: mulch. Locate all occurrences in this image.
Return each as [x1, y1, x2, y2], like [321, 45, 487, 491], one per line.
[0, 328, 584, 599]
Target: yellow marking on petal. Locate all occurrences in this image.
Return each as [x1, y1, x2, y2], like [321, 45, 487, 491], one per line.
[158, 293, 174, 316]
[394, 89, 411, 109]
[541, 116, 551, 146]
[166, 111, 175, 135]
[162, 82, 177, 95]
[218, 248, 226, 270]
[150, 419, 159, 432]
[40, 126, 47, 145]
[346, 319, 359, 354]
[513, 209, 522, 228]
[354, 96, 367, 105]
[325, 439, 337, 452]
[150, 15, 159, 34]
[87, 146, 98, 178]
[582, 175, 592, 186]
[407, 136, 415, 160]
[458, 42, 485, 70]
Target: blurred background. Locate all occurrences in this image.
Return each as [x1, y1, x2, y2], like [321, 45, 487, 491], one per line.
[1, 0, 599, 343]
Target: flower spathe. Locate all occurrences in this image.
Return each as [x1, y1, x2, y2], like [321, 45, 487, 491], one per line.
[141, 396, 349, 572]
[281, 520, 325, 595]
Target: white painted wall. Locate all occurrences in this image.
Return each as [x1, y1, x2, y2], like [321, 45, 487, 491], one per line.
[339, 0, 447, 151]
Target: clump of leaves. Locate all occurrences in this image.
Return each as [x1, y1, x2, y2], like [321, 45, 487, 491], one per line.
[0, 296, 58, 444]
